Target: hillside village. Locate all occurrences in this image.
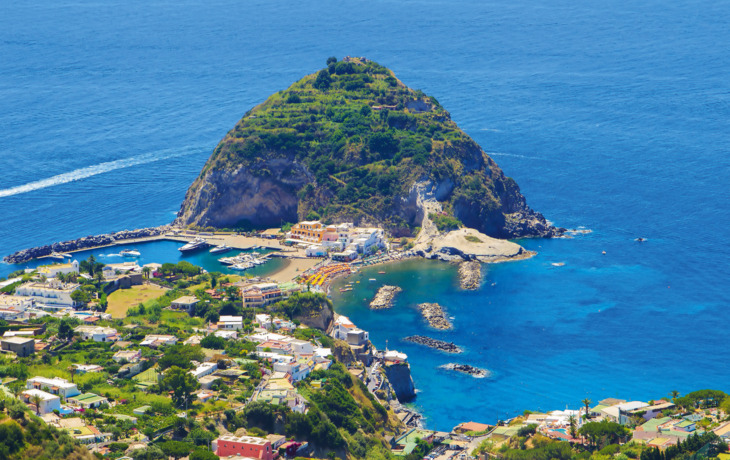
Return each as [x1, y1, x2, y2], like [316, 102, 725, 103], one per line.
[0, 225, 730, 459]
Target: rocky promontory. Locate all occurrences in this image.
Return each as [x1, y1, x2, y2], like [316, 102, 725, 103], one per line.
[417, 303, 452, 329]
[370, 285, 402, 310]
[3, 226, 170, 264]
[458, 261, 481, 290]
[441, 363, 490, 378]
[174, 57, 562, 240]
[404, 335, 462, 353]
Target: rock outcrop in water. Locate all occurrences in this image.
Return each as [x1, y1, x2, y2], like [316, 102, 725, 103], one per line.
[3, 226, 170, 264]
[417, 303, 451, 329]
[404, 335, 462, 353]
[370, 285, 402, 310]
[175, 57, 562, 240]
[458, 261, 482, 290]
[441, 363, 489, 378]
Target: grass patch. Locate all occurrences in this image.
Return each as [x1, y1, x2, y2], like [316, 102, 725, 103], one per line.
[464, 235, 483, 243]
[107, 284, 168, 318]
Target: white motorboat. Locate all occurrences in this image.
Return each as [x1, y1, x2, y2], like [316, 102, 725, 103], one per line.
[178, 237, 209, 252]
[230, 262, 254, 271]
[210, 244, 232, 254]
[120, 249, 141, 257]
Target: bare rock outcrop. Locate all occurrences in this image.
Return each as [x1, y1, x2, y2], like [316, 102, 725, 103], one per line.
[417, 303, 452, 330]
[369, 285, 402, 310]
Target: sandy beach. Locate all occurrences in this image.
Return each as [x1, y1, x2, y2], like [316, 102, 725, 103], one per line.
[267, 257, 320, 283]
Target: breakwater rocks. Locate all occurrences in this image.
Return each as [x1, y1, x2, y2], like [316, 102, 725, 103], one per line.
[417, 303, 452, 330]
[441, 363, 490, 378]
[369, 285, 402, 310]
[4, 226, 171, 264]
[458, 261, 481, 290]
[404, 335, 462, 353]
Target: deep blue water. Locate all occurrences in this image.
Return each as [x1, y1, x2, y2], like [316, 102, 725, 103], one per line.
[2, 0, 729, 431]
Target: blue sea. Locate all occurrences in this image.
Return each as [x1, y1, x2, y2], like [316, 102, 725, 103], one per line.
[2, 0, 728, 431]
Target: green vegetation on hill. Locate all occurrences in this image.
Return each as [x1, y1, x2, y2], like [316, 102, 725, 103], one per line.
[178, 57, 556, 238]
[0, 397, 94, 460]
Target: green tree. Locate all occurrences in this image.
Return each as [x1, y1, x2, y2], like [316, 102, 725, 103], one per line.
[190, 449, 219, 460]
[161, 366, 200, 408]
[70, 289, 90, 307]
[568, 415, 577, 439]
[0, 420, 25, 456]
[200, 335, 226, 349]
[58, 320, 74, 341]
[313, 69, 331, 91]
[326, 56, 337, 66]
[582, 398, 592, 418]
[31, 393, 42, 415]
[159, 441, 194, 459]
[158, 344, 205, 370]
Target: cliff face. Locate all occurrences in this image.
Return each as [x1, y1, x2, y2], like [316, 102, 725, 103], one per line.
[176, 57, 561, 239]
[383, 363, 416, 403]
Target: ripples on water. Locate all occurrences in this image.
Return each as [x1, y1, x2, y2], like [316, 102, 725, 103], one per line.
[1, 0, 728, 431]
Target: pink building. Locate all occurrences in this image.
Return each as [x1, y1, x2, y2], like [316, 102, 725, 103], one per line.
[213, 435, 273, 459]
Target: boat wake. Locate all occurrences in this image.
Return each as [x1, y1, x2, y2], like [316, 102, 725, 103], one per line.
[0, 146, 204, 198]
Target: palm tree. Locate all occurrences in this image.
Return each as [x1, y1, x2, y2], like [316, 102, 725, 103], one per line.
[31, 393, 42, 415]
[56, 272, 67, 283]
[670, 390, 680, 402]
[142, 266, 151, 279]
[568, 415, 577, 438]
[88, 255, 97, 275]
[582, 398, 592, 418]
[68, 366, 76, 384]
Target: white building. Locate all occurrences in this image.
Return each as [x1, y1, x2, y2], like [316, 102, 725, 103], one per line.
[330, 315, 357, 341]
[214, 330, 238, 340]
[27, 377, 80, 398]
[15, 280, 80, 307]
[74, 326, 119, 342]
[255, 314, 272, 330]
[189, 362, 217, 380]
[37, 260, 79, 279]
[112, 349, 141, 363]
[140, 335, 178, 347]
[22, 389, 61, 414]
[273, 357, 315, 382]
[218, 315, 243, 330]
[170, 296, 199, 312]
[0, 295, 33, 310]
[305, 245, 328, 257]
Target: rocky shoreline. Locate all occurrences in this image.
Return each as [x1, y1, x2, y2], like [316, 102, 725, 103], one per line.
[417, 303, 452, 330]
[3, 226, 171, 264]
[441, 363, 490, 378]
[403, 335, 462, 353]
[458, 261, 481, 290]
[369, 285, 402, 310]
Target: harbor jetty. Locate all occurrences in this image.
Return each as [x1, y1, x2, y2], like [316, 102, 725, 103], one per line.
[369, 285, 402, 310]
[417, 303, 452, 330]
[404, 335, 462, 353]
[458, 261, 481, 290]
[3, 226, 170, 264]
[441, 363, 489, 378]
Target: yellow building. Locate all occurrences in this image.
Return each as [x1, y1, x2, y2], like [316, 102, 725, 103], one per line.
[288, 221, 325, 243]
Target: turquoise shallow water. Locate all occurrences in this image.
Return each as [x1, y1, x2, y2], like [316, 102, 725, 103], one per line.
[2, 0, 729, 431]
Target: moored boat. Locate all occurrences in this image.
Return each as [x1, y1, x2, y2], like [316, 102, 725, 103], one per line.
[178, 237, 209, 252]
[210, 244, 232, 254]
